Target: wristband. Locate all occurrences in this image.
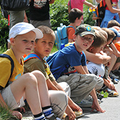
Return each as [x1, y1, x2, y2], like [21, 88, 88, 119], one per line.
[109, 41, 112, 45]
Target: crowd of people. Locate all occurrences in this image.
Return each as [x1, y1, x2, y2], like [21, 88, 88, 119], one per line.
[1, 0, 120, 120]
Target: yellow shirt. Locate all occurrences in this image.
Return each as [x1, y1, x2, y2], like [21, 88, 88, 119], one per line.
[0, 49, 24, 88]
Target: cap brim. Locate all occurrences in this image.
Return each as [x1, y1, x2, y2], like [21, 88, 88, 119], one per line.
[80, 31, 95, 37]
[18, 28, 43, 39]
[32, 28, 43, 39]
[109, 28, 120, 37]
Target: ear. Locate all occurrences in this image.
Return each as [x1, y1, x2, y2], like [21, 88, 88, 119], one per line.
[10, 38, 15, 45]
[73, 34, 76, 41]
[88, 46, 94, 52]
[91, 40, 94, 44]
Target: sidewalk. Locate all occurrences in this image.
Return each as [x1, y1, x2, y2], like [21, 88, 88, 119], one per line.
[22, 82, 120, 120]
[79, 82, 120, 120]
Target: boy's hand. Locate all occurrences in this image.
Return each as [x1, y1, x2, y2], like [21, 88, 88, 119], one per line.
[109, 83, 117, 92]
[18, 107, 25, 113]
[11, 110, 22, 120]
[91, 99, 105, 113]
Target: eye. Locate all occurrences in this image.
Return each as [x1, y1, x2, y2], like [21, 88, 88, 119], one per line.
[31, 41, 34, 44]
[42, 41, 46, 43]
[23, 40, 28, 43]
[49, 42, 54, 46]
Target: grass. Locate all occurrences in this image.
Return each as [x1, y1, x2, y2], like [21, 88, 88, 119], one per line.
[0, 104, 18, 120]
[51, 45, 58, 53]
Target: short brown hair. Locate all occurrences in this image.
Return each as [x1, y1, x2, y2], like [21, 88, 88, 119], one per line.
[37, 26, 55, 42]
[107, 20, 120, 28]
[102, 28, 116, 42]
[91, 30, 107, 48]
[69, 8, 83, 23]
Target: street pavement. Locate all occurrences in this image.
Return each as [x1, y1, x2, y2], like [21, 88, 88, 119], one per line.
[79, 82, 120, 120]
[22, 82, 120, 120]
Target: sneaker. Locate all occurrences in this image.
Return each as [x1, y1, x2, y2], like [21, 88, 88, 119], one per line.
[77, 99, 92, 108]
[86, 95, 101, 104]
[96, 91, 104, 100]
[112, 78, 119, 84]
[112, 70, 120, 77]
[107, 88, 119, 97]
[77, 95, 101, 108]
[100, 91, 109, 98]
[109, 72, 119, 79]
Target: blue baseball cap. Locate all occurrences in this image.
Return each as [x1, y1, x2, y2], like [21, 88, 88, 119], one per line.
[109, 27, 120, 40]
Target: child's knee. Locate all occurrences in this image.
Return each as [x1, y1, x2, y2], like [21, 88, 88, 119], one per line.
[24, 73, 38, 86]
[31, 70, 46, 83]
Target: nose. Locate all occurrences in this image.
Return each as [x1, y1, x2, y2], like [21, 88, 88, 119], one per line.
[27, 41, 34, 47]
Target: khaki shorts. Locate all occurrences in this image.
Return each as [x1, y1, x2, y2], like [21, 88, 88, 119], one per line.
[0, 85, 25, 110]
[57, 73, 103, 103]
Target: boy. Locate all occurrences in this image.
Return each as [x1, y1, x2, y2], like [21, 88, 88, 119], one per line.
[87, 28, 119, 97]
[87, 30, 107, 77]
[47, 24, 105, 113]
[67, 8, 83, 42]
[0, 22, 68, 120]
[107, 20, 120, 28]
[24, 26, 83, 120]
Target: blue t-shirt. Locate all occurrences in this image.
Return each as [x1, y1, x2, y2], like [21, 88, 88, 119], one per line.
[47, 44, 86, 80]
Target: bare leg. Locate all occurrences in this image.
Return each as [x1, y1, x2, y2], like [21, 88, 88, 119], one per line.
[108, 54, 117, 74]
[31, 70, 51, 107]
[11, 70, 50, 115]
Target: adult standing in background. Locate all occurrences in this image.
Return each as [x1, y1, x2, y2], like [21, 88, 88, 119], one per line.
[7, 11, 28, 49]
[68, 0, 95, 23]
[9, 11, 28, 29]
[29, 0, 54, 28]
[100, 0, 120, 28]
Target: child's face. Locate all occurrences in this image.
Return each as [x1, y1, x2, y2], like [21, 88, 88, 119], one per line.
[76, 17, 82, 26]
[75, 34, 94, 51]
[34, 34, 54, 58]
[93, 44, 105, 54]
[11, 31, 36, 55]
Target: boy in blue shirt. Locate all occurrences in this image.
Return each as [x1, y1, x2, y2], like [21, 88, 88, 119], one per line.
[47, 24, 105, 112]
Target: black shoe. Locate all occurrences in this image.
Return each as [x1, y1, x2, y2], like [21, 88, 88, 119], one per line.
[109, 72, 119, 79]
[112, 70, 120, 77]
[96, 91, 104, 100]
[112, 78, 119, 84]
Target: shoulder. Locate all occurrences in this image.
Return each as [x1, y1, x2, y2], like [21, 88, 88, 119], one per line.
[25, 58, 42, 66]
[62, 44, 76, 53]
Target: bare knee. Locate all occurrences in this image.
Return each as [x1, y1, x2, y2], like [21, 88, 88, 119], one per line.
[31, 70, 46, 83]
[23, 73, 38, 86]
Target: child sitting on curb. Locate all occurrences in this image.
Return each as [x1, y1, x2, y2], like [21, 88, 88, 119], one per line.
[47, 24, 105, 113]
[24, 26, 83, 120]
[0, 22, 68, 120]
[87, 28, 119, 97]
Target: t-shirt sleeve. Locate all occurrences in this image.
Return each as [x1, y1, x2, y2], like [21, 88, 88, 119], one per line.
[24, 59, 49, 80]
[67, 27, 75, 40]
[0, 58, 11, 87]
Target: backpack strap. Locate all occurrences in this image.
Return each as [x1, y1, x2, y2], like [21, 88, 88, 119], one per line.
[24, 53, 41, 62]
[0, 54, 14, 89]
[66, 26, 76, 30]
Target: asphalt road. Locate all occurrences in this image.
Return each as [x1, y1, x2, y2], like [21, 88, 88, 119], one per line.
[79, 82, 120, 120]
